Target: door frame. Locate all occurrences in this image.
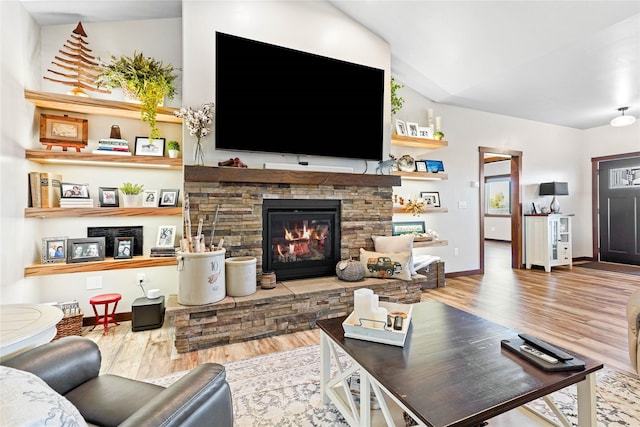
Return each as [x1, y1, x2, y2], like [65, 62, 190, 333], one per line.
[590, 151, 640, 260]
[479, 147, 523, 273]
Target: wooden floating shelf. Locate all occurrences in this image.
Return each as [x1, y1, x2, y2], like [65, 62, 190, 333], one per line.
[25, 207, 181, 218]
[25, 89, 182, 124]
[413, 239, 448, 248]
[25, 149, 182, 169]
[392, 171, 448, 181]
[392, 207, 448, 214]
[391, 134, 448, 149]
[24, 256, 177, 277]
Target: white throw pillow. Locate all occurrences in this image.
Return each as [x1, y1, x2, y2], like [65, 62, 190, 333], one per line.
[0, 365, 87, 427]
[359, 248, 412, 281]
[371, 234, 415, 275]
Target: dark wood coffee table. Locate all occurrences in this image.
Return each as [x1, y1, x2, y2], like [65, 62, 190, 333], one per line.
[317, 300, 603, 426]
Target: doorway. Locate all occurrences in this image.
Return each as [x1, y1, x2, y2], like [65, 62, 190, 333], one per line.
[591, 152, 640, 266]
[479, 147, 523, 273]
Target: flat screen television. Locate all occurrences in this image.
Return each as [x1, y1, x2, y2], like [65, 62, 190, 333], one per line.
[215, 32, 384, 161]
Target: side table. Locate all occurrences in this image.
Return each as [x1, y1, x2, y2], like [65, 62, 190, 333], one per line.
[132, 296, 165, 332]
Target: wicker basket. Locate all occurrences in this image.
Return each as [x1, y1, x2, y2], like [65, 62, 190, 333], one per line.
[53, 312, 83, 340]
[336, 259, 365, 282]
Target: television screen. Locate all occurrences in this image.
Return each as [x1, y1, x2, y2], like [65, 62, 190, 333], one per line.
[215, 32, 384, 161]
[425, 160, 444, 173]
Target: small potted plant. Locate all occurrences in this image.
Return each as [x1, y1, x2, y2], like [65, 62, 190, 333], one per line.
[167, 140, 180, 158]
[119, 182, 144, 208]
[96, 51, 178, 139]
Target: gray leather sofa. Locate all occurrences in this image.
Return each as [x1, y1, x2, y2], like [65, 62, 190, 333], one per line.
[2, 336, 233, 426]
[628, 288, 640, 374]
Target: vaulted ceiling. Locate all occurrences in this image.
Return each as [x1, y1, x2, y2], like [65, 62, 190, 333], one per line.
[20, 0, 640, 130]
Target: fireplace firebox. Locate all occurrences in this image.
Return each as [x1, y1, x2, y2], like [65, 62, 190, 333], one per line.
[262, 199, 341, 280]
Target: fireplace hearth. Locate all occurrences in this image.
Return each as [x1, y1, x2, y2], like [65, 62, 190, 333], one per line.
[262, 199, 340, 280]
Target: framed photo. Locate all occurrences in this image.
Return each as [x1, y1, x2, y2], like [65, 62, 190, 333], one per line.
[98, 187, 119, 207]
[406, 122, 419, 137]
[415, 161, 428, 172]
[39, 114, 88, 146]
[134, 137, 165, 157]
[142, 190, 159, 207]
[61, 182, 90, 198]
[420, 191, 441, 207]
[88, 226, 143, 257]
[114, 236, 134, 259]
[395, 120, 407, 136]
[425, 159, 445, 173]
[156, 225, 177, 248]
[159, 189, 180, 207]
[67, 237, 105, 263]
[392, 221, 426, 236]
[41, 236, 67, 264]
[417, 126, 434, 139]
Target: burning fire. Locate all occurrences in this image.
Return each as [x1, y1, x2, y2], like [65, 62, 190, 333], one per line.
[274, 221, 329, 262]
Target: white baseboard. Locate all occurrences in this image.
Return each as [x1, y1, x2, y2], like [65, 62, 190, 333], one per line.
[263, 162, 354, 174]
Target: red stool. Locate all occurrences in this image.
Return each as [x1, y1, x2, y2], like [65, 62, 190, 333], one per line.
[89, 293, 122, 335]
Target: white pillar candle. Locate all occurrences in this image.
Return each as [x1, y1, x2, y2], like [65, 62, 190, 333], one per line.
[435, 116, 442, 131]
[427, 109, 434, 127]
[371, 306, 388, 329]
[353, 288, 375, 325]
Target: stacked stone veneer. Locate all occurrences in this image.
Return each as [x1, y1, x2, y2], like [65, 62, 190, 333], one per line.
[167, 275, 425, 353]
[170, 167, 412, 352]
[183, 167, 399, 273]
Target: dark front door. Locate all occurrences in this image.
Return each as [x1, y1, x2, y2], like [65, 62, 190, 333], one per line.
[598, 156, 640, 265]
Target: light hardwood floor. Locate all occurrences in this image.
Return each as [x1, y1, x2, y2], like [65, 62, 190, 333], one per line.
[83, 241, 639, 380]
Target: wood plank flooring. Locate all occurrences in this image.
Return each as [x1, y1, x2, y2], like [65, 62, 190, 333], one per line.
[83, 241, 639, 380]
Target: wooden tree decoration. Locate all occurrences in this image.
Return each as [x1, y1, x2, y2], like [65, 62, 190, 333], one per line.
[44, 22, 111, 96]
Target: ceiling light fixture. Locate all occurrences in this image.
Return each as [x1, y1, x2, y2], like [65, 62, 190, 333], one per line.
[610, 107, 636, 127]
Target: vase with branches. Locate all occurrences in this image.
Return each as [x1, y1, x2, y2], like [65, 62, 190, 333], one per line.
[174, 102, 214, 166]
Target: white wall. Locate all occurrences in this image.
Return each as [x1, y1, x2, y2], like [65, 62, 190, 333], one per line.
[2, 0, 639, 311]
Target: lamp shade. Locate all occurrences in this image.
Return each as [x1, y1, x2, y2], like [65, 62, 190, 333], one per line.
[539, 182, 569, 196]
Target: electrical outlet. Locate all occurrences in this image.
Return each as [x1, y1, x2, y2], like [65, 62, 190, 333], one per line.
[86, 276, 102, 290]
[137, 273, 146, 285]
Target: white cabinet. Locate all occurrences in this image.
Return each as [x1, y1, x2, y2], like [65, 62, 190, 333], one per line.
[525, 214, 572, 272]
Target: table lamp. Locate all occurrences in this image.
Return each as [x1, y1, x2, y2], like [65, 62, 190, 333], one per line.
[539, 182, 569, 213]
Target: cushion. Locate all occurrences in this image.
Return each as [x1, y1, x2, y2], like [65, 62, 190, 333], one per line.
[371, 234, 415, 274]
[0, 365, 87, 427]
[359, 248, 412, 281]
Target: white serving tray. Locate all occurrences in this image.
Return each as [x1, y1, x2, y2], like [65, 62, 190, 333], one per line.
[342, 301, 413, 347]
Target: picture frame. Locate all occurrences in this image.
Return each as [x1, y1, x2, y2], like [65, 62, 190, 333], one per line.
[60, 182, 90, 199]
[39, 114, 88, 148]
[415, 161, 428, 172]
[41, 236, 68, 264]
[87, 226, 143, 257]
[156, 225, 177, 248]
[395, 120, 407, 136]
[159, 189, 180, 207]
[134, 137, 165, 157]
[114, 236, 134, 259]
[98, 187, 119, 207]
[67, 237, 105, 263]
[392, 221, 426, 236]
[142, 190, 159, 207]
[425, 159, 445, 173]
[420, 191, 441, 207]
[406, 122, 419, 137]
[417, 126, 434, 139]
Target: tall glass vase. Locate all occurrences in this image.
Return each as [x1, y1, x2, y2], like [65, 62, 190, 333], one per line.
[194, 138, 204, 166]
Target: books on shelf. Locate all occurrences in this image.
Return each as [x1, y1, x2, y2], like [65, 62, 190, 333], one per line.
[40, 172, 62, 208]
[60, 198, 94, 208]
[94, 137, 131, 155]
[150, 246, 177, 257]
[29, 171, 42, 208]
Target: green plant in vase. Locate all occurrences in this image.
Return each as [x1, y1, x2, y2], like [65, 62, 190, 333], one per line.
[167, 140, 180, 158]
[118, 182, 144, 208]
[96, 52, 178, 139]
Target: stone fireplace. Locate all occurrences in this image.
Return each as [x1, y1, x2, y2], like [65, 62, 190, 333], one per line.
[183, 166, 401, 282]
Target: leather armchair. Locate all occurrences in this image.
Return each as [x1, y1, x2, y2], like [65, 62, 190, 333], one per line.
[2, 336, 233, 427]
[628, 289, 640, 374]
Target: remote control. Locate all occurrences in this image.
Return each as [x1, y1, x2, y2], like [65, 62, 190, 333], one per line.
[518, 333, 573, 361]
[393, 315, 403, 331]
[520, 344, 559, 364]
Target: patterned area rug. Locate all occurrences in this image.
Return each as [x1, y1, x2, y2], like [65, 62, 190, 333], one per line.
[147, 344, 640, 426]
